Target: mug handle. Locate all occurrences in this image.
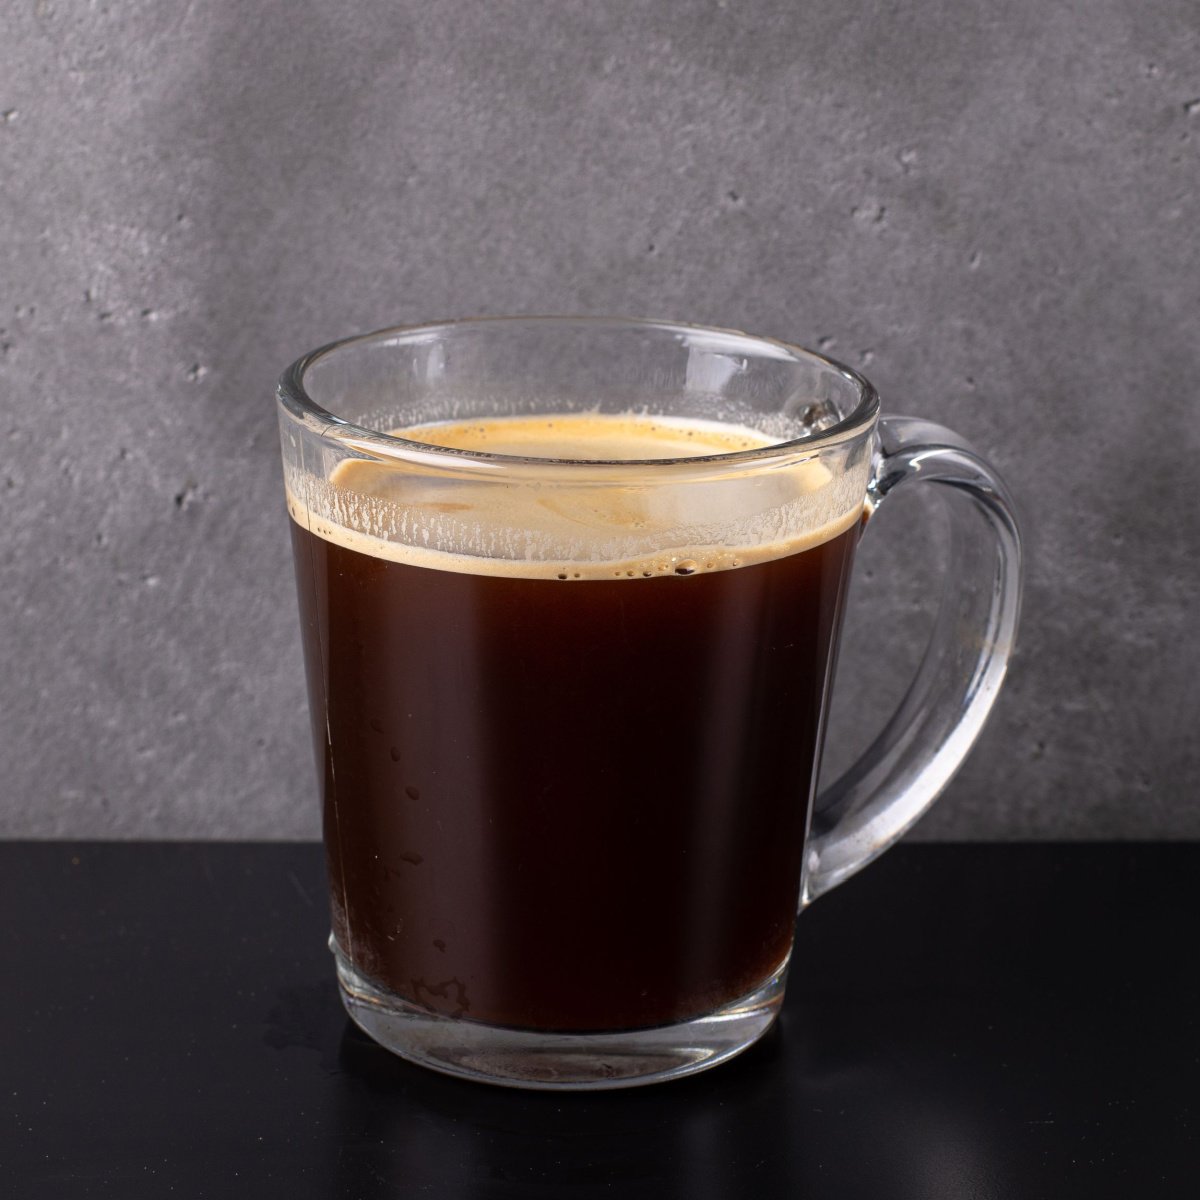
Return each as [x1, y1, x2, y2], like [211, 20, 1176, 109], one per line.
[801, 416, 1024, 905]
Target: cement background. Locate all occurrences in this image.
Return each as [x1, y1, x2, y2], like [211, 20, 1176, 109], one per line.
[2, 0, 1197, 839]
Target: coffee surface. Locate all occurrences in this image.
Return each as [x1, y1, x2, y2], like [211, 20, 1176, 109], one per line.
[285, 413, 866, 579]
[397, 412, 772, 459]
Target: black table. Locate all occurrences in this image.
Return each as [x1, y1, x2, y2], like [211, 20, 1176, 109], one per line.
[2, 843, 1196, 1197]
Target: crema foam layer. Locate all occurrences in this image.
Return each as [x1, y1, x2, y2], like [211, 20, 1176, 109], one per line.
[397, 413, 772, 459]
[285, 413, 868, 579]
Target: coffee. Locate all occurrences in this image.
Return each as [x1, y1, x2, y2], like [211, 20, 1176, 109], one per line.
[288, 414, 862, 1032]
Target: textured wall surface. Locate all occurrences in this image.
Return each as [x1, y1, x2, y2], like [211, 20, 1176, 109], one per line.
[2, 0, 1197, 839]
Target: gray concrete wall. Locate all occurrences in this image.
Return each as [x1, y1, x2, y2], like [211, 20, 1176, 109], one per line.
[3, 0, 1197, 839]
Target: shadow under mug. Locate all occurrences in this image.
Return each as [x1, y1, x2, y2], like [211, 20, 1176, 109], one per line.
[276, 317, 1022, 1089]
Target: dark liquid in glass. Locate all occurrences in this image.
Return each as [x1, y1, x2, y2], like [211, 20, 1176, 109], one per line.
[290, 518, 858, 1032]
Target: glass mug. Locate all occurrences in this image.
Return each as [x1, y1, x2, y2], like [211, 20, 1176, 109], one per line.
[276, 317, 1022, 1090]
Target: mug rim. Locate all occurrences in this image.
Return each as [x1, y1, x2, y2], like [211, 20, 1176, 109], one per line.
[277, 315, 880, 470]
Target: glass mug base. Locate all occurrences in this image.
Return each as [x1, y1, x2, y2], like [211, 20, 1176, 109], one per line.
[332, 938, 788, 1091]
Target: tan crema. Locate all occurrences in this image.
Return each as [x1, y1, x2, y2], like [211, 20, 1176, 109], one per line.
[285, 413, 869, 579]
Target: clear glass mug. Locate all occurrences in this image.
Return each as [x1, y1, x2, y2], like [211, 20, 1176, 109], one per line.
[277, 317, 1022, 1090]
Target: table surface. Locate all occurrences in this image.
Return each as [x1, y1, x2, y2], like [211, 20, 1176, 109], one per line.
[2, 842, 1196, 1198]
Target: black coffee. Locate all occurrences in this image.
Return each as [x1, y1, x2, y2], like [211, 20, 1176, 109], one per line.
[288, 414, 860, 1032]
